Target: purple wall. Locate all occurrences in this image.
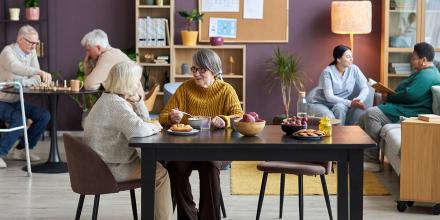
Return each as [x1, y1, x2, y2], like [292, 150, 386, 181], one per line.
[43, 0, 380, 130]
[176, 0, 382, 122]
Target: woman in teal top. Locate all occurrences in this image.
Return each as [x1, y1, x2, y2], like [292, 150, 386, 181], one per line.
[359, 42, 440, 162]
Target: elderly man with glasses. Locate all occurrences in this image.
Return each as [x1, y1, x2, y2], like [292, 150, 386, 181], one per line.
[0, 25, 51, 168]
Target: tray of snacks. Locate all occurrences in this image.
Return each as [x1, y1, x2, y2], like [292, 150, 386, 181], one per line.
[292, 129, 325, 140]
[167, 124, 199, 136]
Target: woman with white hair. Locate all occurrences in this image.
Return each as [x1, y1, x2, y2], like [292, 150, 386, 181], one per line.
[159, 49, 243, 220]
[81, 29, 134, 91]
[83, 61, 172, 220]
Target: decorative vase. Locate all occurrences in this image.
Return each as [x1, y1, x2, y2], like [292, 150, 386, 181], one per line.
[145, 0, 154, 5]
[210, 36, 224, 46]
[181, 31, 198, 46]
[181, 64, 190, 75]
[155, 0, 163, 6]
[25, 7, 39, 21]
[9, 8, 20, 21]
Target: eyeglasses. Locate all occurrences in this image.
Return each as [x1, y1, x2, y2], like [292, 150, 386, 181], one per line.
[23, 37, 39, 46]
[191, 66, 208, 74]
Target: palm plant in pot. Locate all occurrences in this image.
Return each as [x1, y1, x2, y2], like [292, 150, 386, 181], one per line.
[178, 9, 204, 46]
[24, 0, 39, 21]
[266, 48, 306, 121]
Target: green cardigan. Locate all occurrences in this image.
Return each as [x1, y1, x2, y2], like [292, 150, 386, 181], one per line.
[378, 66, 440, 123]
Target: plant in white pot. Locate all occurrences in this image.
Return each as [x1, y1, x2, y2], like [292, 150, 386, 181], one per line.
[178, 9, 204, 46]
[266, 48, 306, 120]
[25, 0, 39, 21]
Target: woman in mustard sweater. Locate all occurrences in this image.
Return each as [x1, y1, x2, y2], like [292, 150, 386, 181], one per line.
[159, 49, 242, 220]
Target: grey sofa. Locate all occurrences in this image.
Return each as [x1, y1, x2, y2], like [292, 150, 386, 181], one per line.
[380, 85, 440, 175]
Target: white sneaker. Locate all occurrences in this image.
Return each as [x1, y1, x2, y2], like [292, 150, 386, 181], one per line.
[7, 148, 41, 162]
[0, 158, 6, 168]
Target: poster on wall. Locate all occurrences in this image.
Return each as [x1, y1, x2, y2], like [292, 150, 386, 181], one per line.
[201, 0, 239, 12]
[209, 17, 237, 38]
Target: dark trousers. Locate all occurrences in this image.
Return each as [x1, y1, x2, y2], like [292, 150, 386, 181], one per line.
[0, 101, 50, 156]
[167, 161, 221, 220]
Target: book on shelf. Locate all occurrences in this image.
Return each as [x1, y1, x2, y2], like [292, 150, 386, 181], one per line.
[418, 114, 440, 122]
[368, 78, 396, 94]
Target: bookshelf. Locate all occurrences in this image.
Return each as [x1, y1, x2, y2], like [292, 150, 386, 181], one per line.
[381, 0, 440, 89]
[172, 45, 246, 111]
[135, 0, 174, 113]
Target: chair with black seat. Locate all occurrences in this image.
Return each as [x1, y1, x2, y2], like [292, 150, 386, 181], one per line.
[256, 161, 333, 220]
[63, 133, 140, 220]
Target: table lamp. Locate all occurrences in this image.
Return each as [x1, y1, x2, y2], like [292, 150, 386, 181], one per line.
[331, 1, 372, 54]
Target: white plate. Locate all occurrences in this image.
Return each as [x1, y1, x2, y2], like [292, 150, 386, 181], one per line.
[167, 129, 200, 136]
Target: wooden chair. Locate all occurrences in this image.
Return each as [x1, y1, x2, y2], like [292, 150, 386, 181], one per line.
[63, 133, 140, 220]
[256, 161, 333, 220]
[144, 83, 160, 112]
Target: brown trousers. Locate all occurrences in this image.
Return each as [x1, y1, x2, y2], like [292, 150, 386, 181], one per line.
[167, 161, 221, 220]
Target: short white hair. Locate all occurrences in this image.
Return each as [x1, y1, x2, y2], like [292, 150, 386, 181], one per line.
[105, 61, 142, 96]
[81, 29, 110, 48]
[17, 25, 38, 41]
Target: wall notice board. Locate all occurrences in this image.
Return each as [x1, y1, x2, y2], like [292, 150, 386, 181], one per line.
[198, 0, 289, 43]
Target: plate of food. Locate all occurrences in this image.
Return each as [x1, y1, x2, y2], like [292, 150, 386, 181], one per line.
[292, 129, 325, 140]
[167, 124, 199, 136]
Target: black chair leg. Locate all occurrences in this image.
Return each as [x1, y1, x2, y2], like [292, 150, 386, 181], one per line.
[75, 195, 85, 220]
[256, 172, 268, 220]
[279, 173, 285, 219]
[320, 175, 333, 220]
[220, 188, 227, 218]
[92, 194, 100, 220]
[298, 175, 304, 220]
[130, 189, 138, 220]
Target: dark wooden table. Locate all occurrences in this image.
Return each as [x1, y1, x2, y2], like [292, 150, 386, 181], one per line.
[129, 125, 376, 220]
[2, 87, 100, 173]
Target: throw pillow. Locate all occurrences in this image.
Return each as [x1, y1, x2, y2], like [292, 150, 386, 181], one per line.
[432, 86, 440, 115]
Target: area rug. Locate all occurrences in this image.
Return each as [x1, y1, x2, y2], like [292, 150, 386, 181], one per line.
[230, 161, 389, 196]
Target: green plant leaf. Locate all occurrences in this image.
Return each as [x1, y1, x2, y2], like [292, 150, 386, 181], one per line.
[24, 0, 39, 8]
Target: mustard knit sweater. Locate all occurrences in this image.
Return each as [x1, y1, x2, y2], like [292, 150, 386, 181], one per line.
[159, 79, 243, 127]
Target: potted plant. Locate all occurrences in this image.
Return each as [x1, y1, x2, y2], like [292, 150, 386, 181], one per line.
[266, 48, 306, 120]
[24, 0, 39, 21]
[178, 9, 204, 46]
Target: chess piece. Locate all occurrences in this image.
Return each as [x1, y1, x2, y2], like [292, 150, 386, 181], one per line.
[228, 56, 235, 75]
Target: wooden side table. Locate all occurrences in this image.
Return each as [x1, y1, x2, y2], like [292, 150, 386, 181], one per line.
[399, 118, 440, 214]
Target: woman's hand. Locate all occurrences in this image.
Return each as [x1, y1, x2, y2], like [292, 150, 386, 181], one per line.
[211, 116, 226, 129]
[351, 98, 365, 110]
[126, 94, 142, 104]
[169, 108, 183, 124]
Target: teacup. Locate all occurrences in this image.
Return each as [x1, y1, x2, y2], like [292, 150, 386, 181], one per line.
[70, 80, 83, 92]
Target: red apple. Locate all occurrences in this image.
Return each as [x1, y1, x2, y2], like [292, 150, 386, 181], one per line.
[248, 112, 259, 120]
[240, 114, 256, 122]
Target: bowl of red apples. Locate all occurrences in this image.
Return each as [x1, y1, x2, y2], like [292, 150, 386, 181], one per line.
[281, 116, 308, 135]
[234, 112, 266, 136]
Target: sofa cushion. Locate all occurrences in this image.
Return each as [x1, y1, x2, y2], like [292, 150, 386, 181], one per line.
[432, 86, 440, 115]
[380, 123, 401, 157]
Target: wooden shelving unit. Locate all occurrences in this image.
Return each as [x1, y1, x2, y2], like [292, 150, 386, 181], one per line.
[381, 0, 440, 89]
[172, 45, 246, 111]
[135, 0, 174, 113]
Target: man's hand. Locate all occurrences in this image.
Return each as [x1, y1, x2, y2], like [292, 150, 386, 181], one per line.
[169, 108, 183, 124]
[211, 116, 226, 129]
[83, 52, 93, 75]
[351, 98, 366, 110]
[38, 71, 52, 83]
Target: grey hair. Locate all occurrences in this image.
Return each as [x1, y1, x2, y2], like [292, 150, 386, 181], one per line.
[81, 29, 110, 48]
[105, 61, 142, 96]
[192, 49, 223, 78]
[17, 25, 38, 40]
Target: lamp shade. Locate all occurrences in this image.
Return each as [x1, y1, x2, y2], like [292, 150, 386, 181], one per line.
[331, 1, 372, 34]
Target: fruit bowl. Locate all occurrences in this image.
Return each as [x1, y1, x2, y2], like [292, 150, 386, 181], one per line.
[234, 120, 266, 136]
[281, 124, 307, 135]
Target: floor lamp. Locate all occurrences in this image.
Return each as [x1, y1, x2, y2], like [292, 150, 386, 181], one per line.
[331, 1, 372, 54]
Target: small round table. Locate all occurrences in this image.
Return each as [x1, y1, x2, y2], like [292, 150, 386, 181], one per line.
[1, 87, 100, 173]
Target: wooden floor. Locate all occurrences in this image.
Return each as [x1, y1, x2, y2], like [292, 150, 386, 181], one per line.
[0, 135, 439, 220]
